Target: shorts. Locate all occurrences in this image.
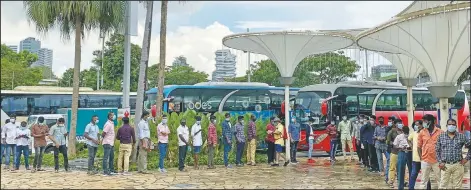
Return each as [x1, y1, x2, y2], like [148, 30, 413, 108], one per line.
[193, 146, 201, 154]
[275, 144, 283, 153]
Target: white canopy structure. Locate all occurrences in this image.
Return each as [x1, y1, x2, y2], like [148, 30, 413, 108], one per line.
[222, 31, 354, 160]
[357, 1, 470, 128]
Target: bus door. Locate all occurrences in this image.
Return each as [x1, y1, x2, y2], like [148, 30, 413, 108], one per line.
[331, 94, 348, 124]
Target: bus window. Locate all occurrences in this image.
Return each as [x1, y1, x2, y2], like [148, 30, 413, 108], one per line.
[223, 90, 270, 112]
[449, 91, 465, 109]
[295, 91, 331, 117]
[201, 89, 233, 113]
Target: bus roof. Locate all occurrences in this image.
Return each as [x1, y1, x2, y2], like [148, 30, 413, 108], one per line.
[359, 88, 466, 95]
[193, 82, 269, 87]
[145, 85, 298, 94]
[300, 81, 418, 93]
[1, 90, 137, 96]
[13, 86, 94, 92]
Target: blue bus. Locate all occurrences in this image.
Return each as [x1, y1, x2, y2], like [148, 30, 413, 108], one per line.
[145, 82, 300, 119]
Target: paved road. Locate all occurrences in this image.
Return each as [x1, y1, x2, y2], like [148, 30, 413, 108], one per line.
[1, 157, 469, 189]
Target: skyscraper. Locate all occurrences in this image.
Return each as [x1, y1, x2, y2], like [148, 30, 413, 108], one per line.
[7, 45, 18, 53]
[19, 37, 41, 53]
[36, 48, 53, 68]
[212, 49, 237, 81]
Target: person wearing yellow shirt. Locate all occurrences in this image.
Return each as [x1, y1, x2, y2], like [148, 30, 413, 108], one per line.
[272, 117, 289, 167]
[408, 120, 431, 190]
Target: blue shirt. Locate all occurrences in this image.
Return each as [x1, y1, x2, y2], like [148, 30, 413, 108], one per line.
[360, 124, 374, 144]
[222, 120, 233, 142]
[289, 123, 301, 141]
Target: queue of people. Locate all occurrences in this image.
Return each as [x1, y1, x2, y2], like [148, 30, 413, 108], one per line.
[348, 113, 470, 189]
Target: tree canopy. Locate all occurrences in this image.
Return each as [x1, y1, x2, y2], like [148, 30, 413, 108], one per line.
[228, 51, 360, 87]
[147, 64, 208, 86]
[1, 44, 43, 89]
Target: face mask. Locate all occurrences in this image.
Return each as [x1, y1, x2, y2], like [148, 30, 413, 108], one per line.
[331, 122, 335, 125]
[212, 120, 217, 123]
[379, 121, 384, 125]
[388, 121, 392, 126]
[225, 118, 230, 121]
[414, 125, 418, 131]
[112, 115, 116, 120]
[196, 121, 201, 125]
[397, 124, 404, 129]
[292, 119, 296, 123]
[10, 119, 15, 123]
[369, 121, 375, 125]
[20, 125, 27, 129]
[181, 122, 186, 126]
[342, 117, 347, 121]
[59, 124, 65, 127]
[240, 121, 245, 125]
[447, 125, 456, 133]
[95, 120, 99, 124]
[423, 123, 429, 129]
[162, 119, 168, 124]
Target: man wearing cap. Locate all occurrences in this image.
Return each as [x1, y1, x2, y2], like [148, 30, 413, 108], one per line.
[417, 114, 442, 189]
[116, 117, 135, 175]
[222, 113, 233, 168]
[234, 116, 246, 167]
[273, 117, 289, 167]
[177, 118, 189, 172]
[191, 116, 203, 169]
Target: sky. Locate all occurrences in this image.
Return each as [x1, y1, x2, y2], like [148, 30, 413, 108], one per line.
[1, 1, 412, 79]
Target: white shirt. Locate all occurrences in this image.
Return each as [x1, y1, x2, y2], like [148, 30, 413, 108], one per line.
[191, 123, 203, 146]
[137, 119, 150, 140]
[177, 125, 189, 146]
[16, 127, 31, 146]
[309, 125, 315, 140]
[2, 123, 18, 144]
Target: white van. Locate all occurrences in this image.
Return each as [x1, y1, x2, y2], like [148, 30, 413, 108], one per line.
[27, 114, 66, 154]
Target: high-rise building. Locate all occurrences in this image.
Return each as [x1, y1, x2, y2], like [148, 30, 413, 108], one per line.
[172, 56, 189, 67]
[371, 64, 397, 80]
[19, 37, 41, 53]
[7, 45, 18, 53]
[212, 49, 237, 81]
[37, 48, 53, 68]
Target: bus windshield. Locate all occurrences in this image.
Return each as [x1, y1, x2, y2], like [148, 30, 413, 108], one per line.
[296, 91, 331, 117]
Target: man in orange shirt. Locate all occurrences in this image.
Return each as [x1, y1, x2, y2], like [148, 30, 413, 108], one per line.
[417, 114, 442, 189]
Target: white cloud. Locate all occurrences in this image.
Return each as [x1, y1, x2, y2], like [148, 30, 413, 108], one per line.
[234, 20, 324, 31]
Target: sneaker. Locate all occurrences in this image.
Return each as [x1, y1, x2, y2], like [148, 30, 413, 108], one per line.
[271, 163, 280, 167]
[291, 161, 299, 164]
[102, 173, 110, 177]
[225, 165, 232, 169]
[122, 172, 132, 176]
[55, 170, 59, 173]
[283, 161, 289, 166]
[109, 171, 118, 175]
[159, 169, 167, 173]
[236, 164, 242, 167]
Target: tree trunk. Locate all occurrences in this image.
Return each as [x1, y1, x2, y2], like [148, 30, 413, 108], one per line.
[132, 0, 154, 163]
[155, 0, 168, 119]
[68, 17, 82, 157]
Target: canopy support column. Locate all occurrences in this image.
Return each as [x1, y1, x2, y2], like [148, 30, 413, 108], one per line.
[427, 83, 459, 130]
[399, 78, 417, 128]
[280, 77, 295, 162]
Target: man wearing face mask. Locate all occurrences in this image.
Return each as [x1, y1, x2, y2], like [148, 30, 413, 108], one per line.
[266, 117, 276, 165]
[207, 116, 218, 169]
[1, 119, 10, 165]
[435, 119, 470, 189]
[408, 120, 431, 190]
[84, 115, 100, 175]
[247, 115, 258, 166]
[137, 111, 151, 174]
[102, 112, 117, 176]
[157, 114, 170, 173]
[326, 120, 339, 164]
[222, 113, 233, 168]
[191, 116, 203, 169]
[2, 116, 17, 170]
[366, 117, 379, 172]
[116, 117, 135, 175]
[374, 116, 389, 177]
[49, 118, 69, 173]
[234, 116, 246, 167]
[31, 116, 49, 172]
[351, 116, 363, 165]
[273, 117, 289, 167]
[417, 114, 442, 189]
[338, 116, 354, 162]
[288, 117, 300, 164]
[15, 121, 30, 171]
[393, 123, 411, 189]
[387, 119, 401, 186]
[177, 118, 189, 172]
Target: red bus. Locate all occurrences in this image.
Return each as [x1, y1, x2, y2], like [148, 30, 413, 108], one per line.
[293, 81, 469, 153]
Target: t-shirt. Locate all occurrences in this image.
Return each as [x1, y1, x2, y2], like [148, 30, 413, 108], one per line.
[84, 122, 100, 147]
[309, 125, 315, 140]
[274, 123, 285, 146]
[157, 123, 170, 143]
[16, 127, 31, 146]
[49, 124, 68, 146]
[177, 125, 189, 146]
[32, 123, 49, 147]
[102, 120, 115, 145]
[191, 123, 202, 146]
[408, 130, 420, 162]
[2, 123, 18, 145]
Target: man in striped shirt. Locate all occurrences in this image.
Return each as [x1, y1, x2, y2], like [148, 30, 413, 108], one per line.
[207, 116, 218, 169]
[222, 113, 233, 168]
[235, 116, 246, 167]
[246, 115, 257, 166]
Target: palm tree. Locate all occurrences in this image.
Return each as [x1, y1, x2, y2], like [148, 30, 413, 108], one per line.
[24, 1, 125, 156]
[155, 0, 168, 119]
[132, 0, 154, 163]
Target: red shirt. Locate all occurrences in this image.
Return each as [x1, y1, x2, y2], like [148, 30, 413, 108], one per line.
[326, 124, 338, 140]
[207, 123, 218, 145]
[266, 124, 275, 143]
